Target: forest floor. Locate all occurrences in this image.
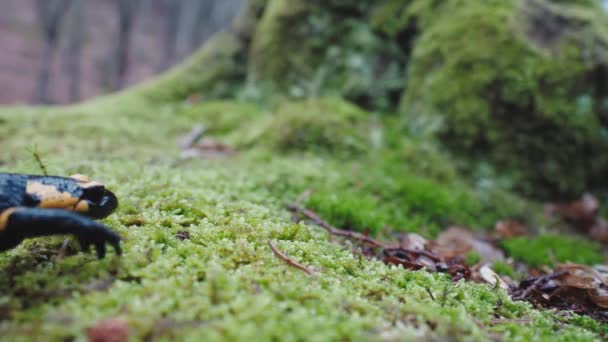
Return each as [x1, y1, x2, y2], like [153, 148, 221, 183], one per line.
[0, 89, 606, 340]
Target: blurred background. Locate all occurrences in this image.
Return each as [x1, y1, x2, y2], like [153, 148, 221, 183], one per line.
[0, 0, 244, 104]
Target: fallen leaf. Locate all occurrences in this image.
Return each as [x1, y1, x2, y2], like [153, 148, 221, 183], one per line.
[181, 138, 235, 159]
[402, 233, 428, 251]
[494, 219, 526, 239]
[478, 264, 509, 291]
[555, 263, 606, 290]
[434, 227, 504, 263]
[589, 218, 608, 243]
[545, 193, 598, 231]
[87, 317, 128, 342]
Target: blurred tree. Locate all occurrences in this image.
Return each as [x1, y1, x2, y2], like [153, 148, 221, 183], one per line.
[62, 0, 85, 102]
[110, 0, 141, 90]
[198, 0, 246, 44]
[33, 0, 73, 104]
[157, 0, 182, 72]
[157, 0, 245, 72]
[175, 0, 207, 60]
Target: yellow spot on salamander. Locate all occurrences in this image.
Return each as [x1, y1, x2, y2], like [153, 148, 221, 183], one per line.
[70, 174, 90, 183]
[26, 181, 88, 213]
[0, 208, 18, 231]
[70, 174, 104, 189]
[75, 200, 89, 212]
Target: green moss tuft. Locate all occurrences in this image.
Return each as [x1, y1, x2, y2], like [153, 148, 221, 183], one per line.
[491, 261, 522, 281]
[465, 252, 482, 266]
[249, 0, 405, 111]
[258, 98, 371, 153]
[501, 234, 605, 268]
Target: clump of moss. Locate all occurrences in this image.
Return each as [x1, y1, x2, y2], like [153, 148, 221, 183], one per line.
[402, 0, 608, 199]
[249, 0, 405, 110]
[465, 252, 482, 266]
[501, 234, 604, 268]
[180, 101, 264, 133]
[303, 156, 531, 237]
[259, 98, 370, 153]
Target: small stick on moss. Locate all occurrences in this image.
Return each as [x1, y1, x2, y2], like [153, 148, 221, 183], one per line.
[179, 125, 206, 149]
[286, 204, 383, 248]
[267, 238, 314, 275]
[29, 145, 48, 176]
[55, 238, 70, 262]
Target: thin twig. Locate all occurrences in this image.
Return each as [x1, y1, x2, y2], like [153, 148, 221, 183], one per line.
[267, 238, 314, 275]
[29, 145, 48, 176]
[286, 204, 383, 248]
[383, 246, 441, 261]
[55, 238, 70, 262]
[179, 125, 206, 149]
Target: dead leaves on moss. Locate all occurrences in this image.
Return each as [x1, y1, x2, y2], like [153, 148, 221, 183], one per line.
[288, 204, 473, 281]
[178, 125, 235, 160]
[513, 263, 608, 321]
[287, 203, 608, 322]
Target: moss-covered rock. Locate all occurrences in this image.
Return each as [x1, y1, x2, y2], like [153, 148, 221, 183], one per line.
[402, 0, 608, 199]
[249, 0, 405, 111]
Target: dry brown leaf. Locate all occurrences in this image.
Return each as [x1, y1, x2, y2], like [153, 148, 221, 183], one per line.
[552, 263, 608, 310]
[181, 138, 235, 159]
[87, 317, 128, 342]
[589, 218, 608, 243]
[435, 227, 504, 263]
[545, 193, 599, 231]
[478, 264, 509, 291]
[402, 233, 428, 251]
[555, 263, 606, 290]
[494, 219, 526, 239]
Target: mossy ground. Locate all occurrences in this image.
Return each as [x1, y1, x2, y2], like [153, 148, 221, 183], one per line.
[502, 234, 605, 269]
[0, 93, 605, 340]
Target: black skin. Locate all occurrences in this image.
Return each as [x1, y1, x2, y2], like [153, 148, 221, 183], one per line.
[0, 173, 121, 258]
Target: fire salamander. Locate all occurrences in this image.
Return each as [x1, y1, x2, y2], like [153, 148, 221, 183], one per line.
[0, 173, 121, 258]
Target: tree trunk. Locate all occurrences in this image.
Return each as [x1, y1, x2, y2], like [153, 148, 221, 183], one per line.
[156, 0, 181, 72]
[62, 0, 85, 102]
[112, 0, 141, 90]
[32, 0, 73, 104]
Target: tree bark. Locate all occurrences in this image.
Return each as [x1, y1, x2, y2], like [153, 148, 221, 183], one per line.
[156, 0, 181, 72]
[33, 0, 73, 104]
[112, 0, 141, 90]
[62, 0, 85, 102]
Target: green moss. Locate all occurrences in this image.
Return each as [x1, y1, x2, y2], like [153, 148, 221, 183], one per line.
[257, 98, 370, 153]
[402, 0, 608, 199]
[491, 261, 522, 281]
[502, 234, 605, 268]
[249, 0, 405, 111]
[301, 153, 533, 237]
[180, 101, 265, 134]
[0, 95, 602, 340]
[465, 252, 482, 266]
